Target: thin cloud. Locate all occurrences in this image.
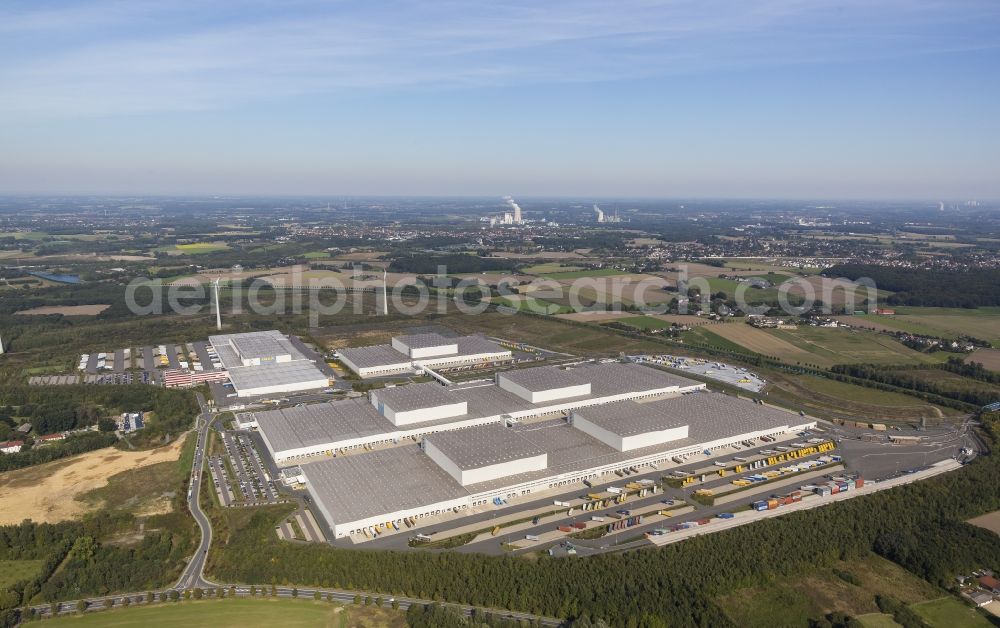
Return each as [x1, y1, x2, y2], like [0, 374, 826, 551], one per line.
[1, 0, 998, 117]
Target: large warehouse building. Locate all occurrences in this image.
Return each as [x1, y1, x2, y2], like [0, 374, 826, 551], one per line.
[299, 391, 817, 538]
[244, 361, 705, 463]
[209, 330, 330, 397]
[338, 332, 512, 378]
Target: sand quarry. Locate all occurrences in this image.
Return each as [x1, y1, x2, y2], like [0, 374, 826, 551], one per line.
[0, 435, 188, 524]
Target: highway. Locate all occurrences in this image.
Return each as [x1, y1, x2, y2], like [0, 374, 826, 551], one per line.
[26, 584, 563, 625]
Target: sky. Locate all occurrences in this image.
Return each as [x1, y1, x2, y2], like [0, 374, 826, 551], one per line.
[1, 0, 999, 199]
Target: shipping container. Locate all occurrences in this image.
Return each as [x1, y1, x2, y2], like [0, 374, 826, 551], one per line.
[718, 513, 735, 519]
[767, 499, 779, 509]
[572, 522, 586, 530]
[557, 525, 573, 533]
[525, 534, 539, 541]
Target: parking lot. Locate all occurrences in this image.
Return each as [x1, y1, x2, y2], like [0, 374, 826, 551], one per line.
[208, 428, 286, 508]
[630, 354, 766, 392]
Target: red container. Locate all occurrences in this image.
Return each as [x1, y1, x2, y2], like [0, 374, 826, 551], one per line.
[572, 522, 586, 530]
[557, 526, 572, 533]
[830, 484, 840, 494]
[855, 478, 865, 488]
[697, 518, 710, 525]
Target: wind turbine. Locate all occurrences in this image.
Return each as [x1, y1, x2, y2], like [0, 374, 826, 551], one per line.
[381, 270, 389, 316]
[212, 278, 222, 330]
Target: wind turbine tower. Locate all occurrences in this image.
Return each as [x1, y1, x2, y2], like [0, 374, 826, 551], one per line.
[381, 270, 389, 316]
[0, 331, 5, 355]
[212, 278, 222, 330]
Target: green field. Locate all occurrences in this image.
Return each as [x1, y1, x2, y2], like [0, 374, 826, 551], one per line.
[702, 273, 793, 301]
[521, 263, 584, 275]
[0, 559, 43, 588]
[856, 613, 902, 628]
[172, 242, 230, 254]
[495, 296, 571, 315]
[34, 598, 405, 627]
[540, 267, 631, 279]
[303, 251, 332, 259]
[617, 315, 673, 330]
[769, 326, 945, 367]
[910, 597, 993, 628]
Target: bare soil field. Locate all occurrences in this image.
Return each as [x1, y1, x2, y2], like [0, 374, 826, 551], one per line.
[555, 311, 635, 322]
[968, 510, 1000, 536]
[968, 348, 1000, 372]
[0, 436, 189, 524]
[15, 304, 111, 316]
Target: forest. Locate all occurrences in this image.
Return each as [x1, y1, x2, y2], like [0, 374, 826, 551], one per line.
[825, 264, 1000, 308]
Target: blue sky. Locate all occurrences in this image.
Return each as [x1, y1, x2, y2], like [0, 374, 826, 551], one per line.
[1, 0, 998, 199]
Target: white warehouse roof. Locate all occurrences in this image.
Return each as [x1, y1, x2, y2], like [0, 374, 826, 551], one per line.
[372, 382, 460, 413]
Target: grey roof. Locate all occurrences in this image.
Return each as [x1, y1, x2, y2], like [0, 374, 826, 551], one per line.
[374, 382, 461, 412]
[302, 447, 467, 523]
[339, 344, 412, 369]
[230, 332, 295, 360]
[424, 424, 546, 469]
[586, 362, 699, 396]
[498, 364, 586, 392]
[452, 335, 508, 356]
[394, 333, 456, 350]
[227, 360, 328, 391]
[209, 330, 304, 366]
[255, 363, 702, 457]
[339, 334, 509, 371]
[213, 344, 242, 369]
[255, 398, 388, 452]
[300, 392, 802, 524]
[572, 400, 688, 437]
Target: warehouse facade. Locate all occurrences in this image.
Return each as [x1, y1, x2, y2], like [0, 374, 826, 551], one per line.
[300, 392, 816, 538]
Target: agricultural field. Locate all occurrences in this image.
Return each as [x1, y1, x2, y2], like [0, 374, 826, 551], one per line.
[302, 251, 333, 259]
[968, 509, 1000, 537]
[0, 559, 44, 588]
[726, 325, 943, 368]
[520, 263, 585, 275]
[862, 307, 1000, 345]
[169, 242, 231, 254]
[717, 554, 944, 627]
[910, 597, 993, 628]
[0, 434, 190, 524]
[967, 348, 1000, 372]
[494, 295, 571, 315]
[538, 267, 632, 280]
[34, 598, 405, 628]
[614, 315, 673, 330]
[15, 304, 111, 316]
[554, 311, 634, 323]
[764, 373, 958, 423]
